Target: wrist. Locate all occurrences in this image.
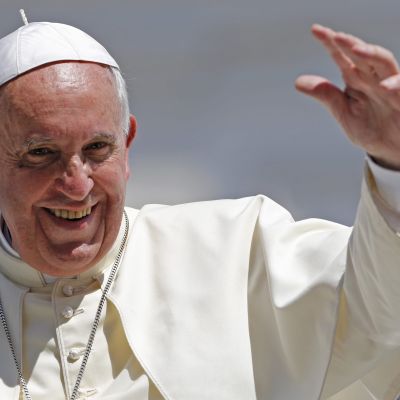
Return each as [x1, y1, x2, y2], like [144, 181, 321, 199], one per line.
[368, 154, 400, 171]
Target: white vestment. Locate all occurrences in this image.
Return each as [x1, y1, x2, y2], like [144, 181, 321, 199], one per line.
[0, 170, 400, 399]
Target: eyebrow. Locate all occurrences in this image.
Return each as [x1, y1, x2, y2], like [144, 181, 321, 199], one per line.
[21, 132, 117, 150]
[22, 136, 55, 149]
[89, 133, 117, 143]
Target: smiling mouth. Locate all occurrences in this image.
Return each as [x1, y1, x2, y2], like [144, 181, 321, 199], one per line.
[46, 207, 92, 220]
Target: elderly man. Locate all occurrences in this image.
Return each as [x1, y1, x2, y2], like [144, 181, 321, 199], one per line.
[0, 15, 399, 400]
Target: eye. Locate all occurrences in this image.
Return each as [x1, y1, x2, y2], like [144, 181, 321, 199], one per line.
[86, 142, 107, 150]
[28, 147, 54, 156]
[84, 141, 112, 159]
[21, 147, 57, 165]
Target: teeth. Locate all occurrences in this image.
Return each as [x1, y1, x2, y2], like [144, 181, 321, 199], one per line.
[49, 207, 92, 220]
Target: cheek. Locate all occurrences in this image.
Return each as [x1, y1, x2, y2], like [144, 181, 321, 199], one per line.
[105, 170, 127, 202]
[0, 189, 37, 250]
[91, 167, 127, 217]
[0, 169, 53, 220]
[0, 184, 38, 231]
[95, 156, 128, 189]
[8, 172, 52, 200]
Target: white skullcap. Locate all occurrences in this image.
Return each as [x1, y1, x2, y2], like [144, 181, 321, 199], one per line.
[0, 21, 119, 87]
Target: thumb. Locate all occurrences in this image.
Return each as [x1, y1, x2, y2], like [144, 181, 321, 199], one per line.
[295, 75, 348, 119]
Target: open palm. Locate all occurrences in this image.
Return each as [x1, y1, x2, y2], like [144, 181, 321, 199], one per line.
[296, 24, 400, 170]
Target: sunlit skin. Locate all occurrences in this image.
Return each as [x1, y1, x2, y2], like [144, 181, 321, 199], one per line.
[296, 24, 400, 170]
[0, 24, 399, 277]
[0, 62, 136, 276]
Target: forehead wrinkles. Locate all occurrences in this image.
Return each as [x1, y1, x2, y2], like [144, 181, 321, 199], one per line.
[0, 62, 119, 120]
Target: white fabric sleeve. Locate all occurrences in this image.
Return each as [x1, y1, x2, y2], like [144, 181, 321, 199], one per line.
[366, 155, 400, 232]
[321, 168, 400, 398]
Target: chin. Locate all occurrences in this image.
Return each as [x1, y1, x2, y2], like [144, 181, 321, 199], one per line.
[25, 242, 104, 277]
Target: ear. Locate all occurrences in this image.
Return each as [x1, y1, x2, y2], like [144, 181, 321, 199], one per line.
[126, 114, 137, 148]
[124, 114, 137, 180]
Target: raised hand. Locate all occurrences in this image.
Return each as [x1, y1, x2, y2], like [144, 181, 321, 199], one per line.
[296, 24, 400, 170]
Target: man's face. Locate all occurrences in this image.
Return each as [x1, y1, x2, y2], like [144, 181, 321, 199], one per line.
[0, 62, 135, 276]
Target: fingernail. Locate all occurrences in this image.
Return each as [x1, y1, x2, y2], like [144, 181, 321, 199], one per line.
[381, 76, 399, 89]
[354, 45, 369, 53]
[335, 32, 347, 40]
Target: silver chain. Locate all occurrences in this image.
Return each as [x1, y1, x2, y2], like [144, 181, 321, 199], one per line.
[0, 210, 129, 400]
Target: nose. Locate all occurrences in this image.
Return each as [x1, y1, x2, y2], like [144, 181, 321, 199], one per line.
[54, 155, 94, 201]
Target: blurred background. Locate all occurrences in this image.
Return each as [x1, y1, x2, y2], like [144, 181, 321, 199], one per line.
[1, 0, 399, 225]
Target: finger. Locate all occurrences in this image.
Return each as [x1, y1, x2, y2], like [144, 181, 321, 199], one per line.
[380, 75, 400, 112]
[311, 24, 354, 71]
[295, 74, 349, 119]
[333, 32, 373, 76]
[381, 74, 400, 90]
[352, 43, 399, 80]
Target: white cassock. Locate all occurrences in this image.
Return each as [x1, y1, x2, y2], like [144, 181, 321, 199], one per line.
[0, 163, 399, 400]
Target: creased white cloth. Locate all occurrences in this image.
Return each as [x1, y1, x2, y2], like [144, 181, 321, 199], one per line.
[0, 163, 399, 399]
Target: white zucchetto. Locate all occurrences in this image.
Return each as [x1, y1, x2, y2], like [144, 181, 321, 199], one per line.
[0, 21, 119, 87]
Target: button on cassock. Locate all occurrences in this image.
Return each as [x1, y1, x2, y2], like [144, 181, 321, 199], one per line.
[62, 285, 74, 297]
[61, 306, 74, 319]
[68, 348, 83, 362]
